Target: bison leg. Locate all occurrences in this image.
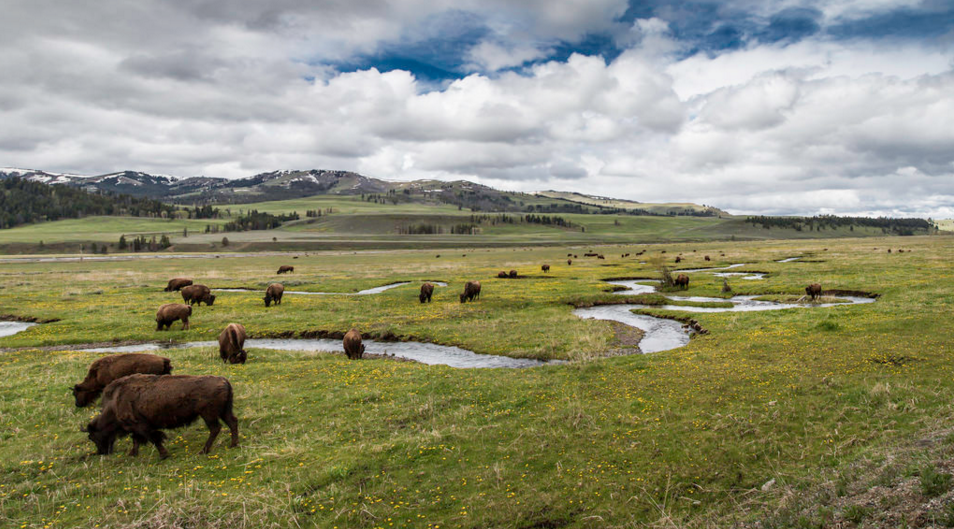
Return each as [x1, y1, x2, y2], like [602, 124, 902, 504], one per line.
[223, 411, 239, 448]
[146, 431, 169, 459]
[201, 418, 222, 454]
[181, 318, 189, 330]
[129, 434, 147, 456]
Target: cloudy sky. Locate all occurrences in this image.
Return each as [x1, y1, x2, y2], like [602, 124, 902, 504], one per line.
[2, 0, 953, 216]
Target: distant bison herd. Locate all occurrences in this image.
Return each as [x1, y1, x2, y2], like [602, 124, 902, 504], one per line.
[69, 250, 831, 458]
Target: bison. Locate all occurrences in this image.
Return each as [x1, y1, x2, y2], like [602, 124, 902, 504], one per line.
[181, 284, 216, 306]
[277, 265, 294, 274]
[541, 264, 550, 273]
[597, 255, 605, 260]
[218, 323, 247, 364]
[419, 283, 434, 303]
[343, 328, 365, 359]
[263, 283, 284, 307]
[509, 270, 518, 278]
[705, 256, 711, 261]
[83, 374, 238, 459]
[164, 278, 193, 292]
[674, 274, 690, 289]
[675, 256, 682, 263]
[498, 271, 508, 278]
[567, 259, 572, 266]
[156, 303, 192, 331]
[459, 280, 481, 303]
[805, 283, 822, 301]
[72, 354, 172, 407]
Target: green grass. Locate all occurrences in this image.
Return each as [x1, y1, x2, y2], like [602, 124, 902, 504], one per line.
[1, 236, 953, 527]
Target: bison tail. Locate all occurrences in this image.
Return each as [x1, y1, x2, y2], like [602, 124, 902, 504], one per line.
[228, 326, 239, 350]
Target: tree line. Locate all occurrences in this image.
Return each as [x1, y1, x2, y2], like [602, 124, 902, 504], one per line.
[745, 215, 934, 235]
[0, 177, 176, 229]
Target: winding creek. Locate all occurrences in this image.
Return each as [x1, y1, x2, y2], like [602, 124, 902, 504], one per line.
[1, 261, 875, 367]
[214, 281, 447, 296]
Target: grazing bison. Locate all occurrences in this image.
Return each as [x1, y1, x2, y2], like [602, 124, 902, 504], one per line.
[156, 303, 192, 331]
[573, 255, 578, 259]
[218, 323, 247, 364]
[567, 259, 572, 266]
[705, 256, 711, 261]
[509, 270, 518, 278]
[498, 271, 508, 278]
[597, 255, 605, 260]
[584, 252, 598, 257]
[343, 328, 365, 359]
[459, 280, 481, 303]
[72, 354, 172, 407]
[541, 264, 550, 273]
[277, 265, 294, 274]
[567, 253, 573, 257]
[263, 283, 284, 307]
[164, 278, 193, 292]
[180, 284, 216, 306]
[419, 283, 434, 303]
[675, 256, 682, 263]
[83, 374, 238, 459]
[674, 274, 690, 289]
[805, 283, 822, 301]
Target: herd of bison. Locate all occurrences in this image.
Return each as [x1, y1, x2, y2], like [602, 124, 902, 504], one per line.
[72, 258, 830, 460]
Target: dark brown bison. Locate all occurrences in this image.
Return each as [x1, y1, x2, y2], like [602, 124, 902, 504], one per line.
[567, 259, 572, 266]
[419, 283, 434, 303]
[498, 271, 508, 278]
[584, 252, 598, 257]
[459, 280, 481, 303]
[805, 283, 822, 301]
[277, 265, 294, 274]
[573, 254, 578, 259]
[597, 255, 605, 260]
[509, 270, 518, 278]
[83, 374, 238, 459]
[541, 264, 550, 273]
[156, 303, 192, 331]
[567, 253, 573, 257]
[164, 278, 193, 292]
[218, 323, 247, 364]
[675, 256, 682, 263]
[704, 256, 711, 261]
[887, 249, 892, 253]
[674, 274, 690, 289]
[343, 328, 365, 359]
[72, 354, 172, 407]
[264, 283, 284, 307]
[181, 284, 216, 306]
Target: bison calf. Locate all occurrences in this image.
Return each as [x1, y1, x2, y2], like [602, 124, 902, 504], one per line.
[72, 354, 172, 407]
[459, 280, 481, 303]
[164, 278, 193, 292]
[156, 303, 192, 331]
[264, 283, 284, 307]
[343, 328, 365, 359]
[83, 374, 238, 459]
[181, 284, 216, 306]
[419, 283, 434, 303]
[277, 265, 294, 274]
[805, 283, 822, 301]
[218, 323, 247, 364]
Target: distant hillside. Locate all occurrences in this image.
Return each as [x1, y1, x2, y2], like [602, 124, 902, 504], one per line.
[536, 190, 727, 217]
[0, 168, 720, 215]
[0, 177, 175, 229]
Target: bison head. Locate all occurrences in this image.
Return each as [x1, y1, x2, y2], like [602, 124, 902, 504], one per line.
[263, 295, 272, 307]
[228, 350, 248, 364]
[206, 295, 216, 306]
[72, 385, 100, 407]
[459, 293, 467, 303]
[82, 420, 118, 455]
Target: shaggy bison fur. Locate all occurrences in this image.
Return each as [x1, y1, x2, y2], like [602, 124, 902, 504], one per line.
[277, 265, 294, 274]
[264, 283, 284, 307]
[419, 283, 434, 303]
[674, 274, 690, 289]
[164, 278, 193, 292]
[806, 283, 822, 301]
[83, 374, 238, 459]
[156, 303, 192, 331]
[72, 354, 172, 407]
[343, 328, 365, 359]
[459, 280, 481, 303]
[218, 323, 247, 364]
[181, 284, 216, 306]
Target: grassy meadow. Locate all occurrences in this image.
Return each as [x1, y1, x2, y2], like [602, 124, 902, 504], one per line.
[1, 235, 953, 527]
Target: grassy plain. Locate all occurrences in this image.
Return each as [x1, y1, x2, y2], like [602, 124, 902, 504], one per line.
[1, 235, 953, 528]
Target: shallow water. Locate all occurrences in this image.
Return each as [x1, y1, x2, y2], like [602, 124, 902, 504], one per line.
[677, 263, 747, 273]
[573, 305, 690, 353]
[0, 321, 35, 338]
[77, 338, 552, 369]
[712, 272, 766, 280]
[776, 257, 802, 263]
[215, 281, 448, 296]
